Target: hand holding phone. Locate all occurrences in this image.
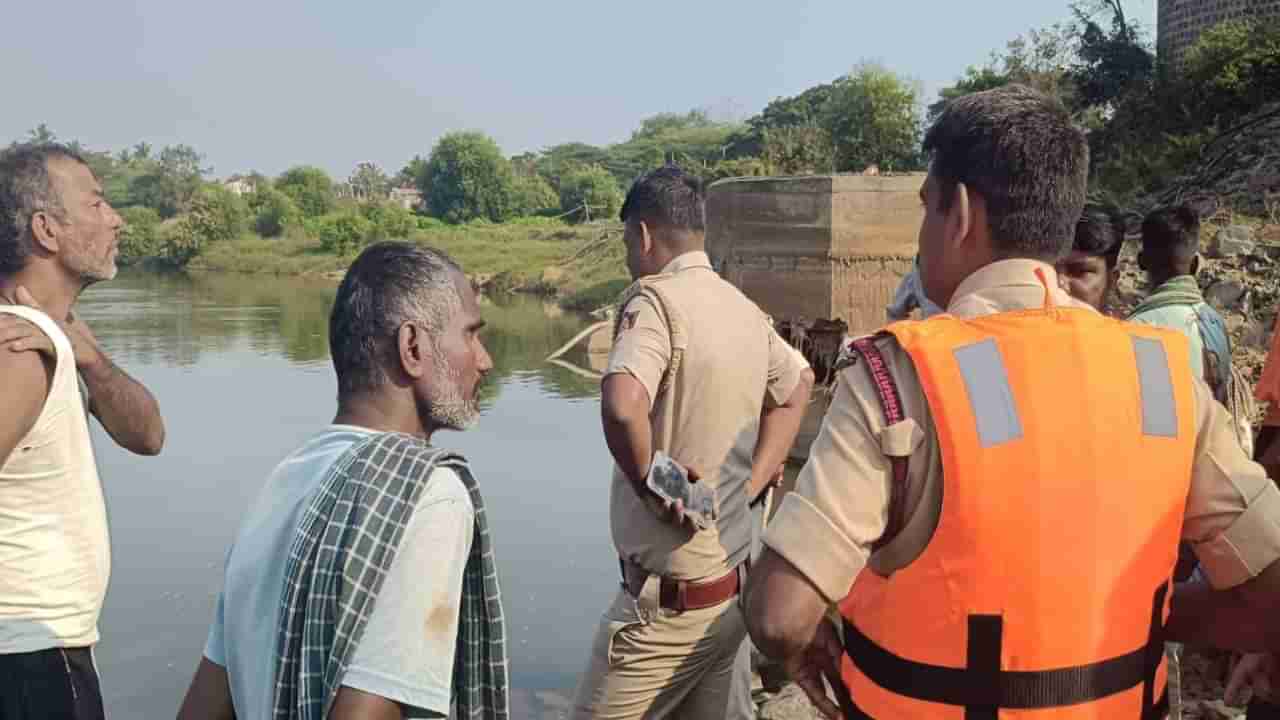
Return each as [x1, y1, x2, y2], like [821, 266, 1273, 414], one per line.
[646, 451, 716, 530]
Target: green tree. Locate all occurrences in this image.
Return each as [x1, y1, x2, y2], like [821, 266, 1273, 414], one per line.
[276, 166, 336, 217]
[760, 125, 834, 175]
[249, 186, 301, 237]
[315, 211, 375, 255]
[603, 113, 743, 186]
[558, 165, 622, 223]
[396, 154, 429, 188]
[1183, 19, 1280, 126]
[361, 203, 417, 239]
[1070, 0, 1154, 110]
[189, 185, 250, 244]
[823, 64, 924, 173]
[929, 66, 1010, 124]
[732, 83, 836, 157]
[130, 144, 209, 218]
[159, 220, 204, 268]
[510, 173, 559, 217]
[116, 206, 163, 264]
[349, 161, 390, 202]
[422, 131, 516, 223]
[1003, 24, 1079, 107]
[703, 157, 769, 182]
[534, 143, 612, 190]
[631, 110, 714, 140]
[27, 124, 57, 145]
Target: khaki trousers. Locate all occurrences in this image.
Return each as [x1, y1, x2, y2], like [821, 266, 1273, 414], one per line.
[570, 574, 754, 720]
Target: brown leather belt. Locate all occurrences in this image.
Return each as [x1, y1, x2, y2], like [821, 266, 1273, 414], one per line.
[621, 559, 746, 612]
[659, 568, 741, 611]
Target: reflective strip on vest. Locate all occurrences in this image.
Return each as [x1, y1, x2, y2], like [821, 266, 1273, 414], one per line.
[1132, 336, 1178, 438]
[954, 339, 1023, 448]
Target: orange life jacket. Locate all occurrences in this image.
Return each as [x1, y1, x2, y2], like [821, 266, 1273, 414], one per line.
[838, 306, 1197, 719]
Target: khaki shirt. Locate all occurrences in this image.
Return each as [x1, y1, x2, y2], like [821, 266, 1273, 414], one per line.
[606, 251, 808, 582]
[1259, 316, 1280, 427]
[764, 259, 1280, 603]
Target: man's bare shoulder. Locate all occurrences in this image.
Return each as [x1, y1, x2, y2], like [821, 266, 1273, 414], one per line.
[0, 348, 55, 457]
[0, 346, 53, 405]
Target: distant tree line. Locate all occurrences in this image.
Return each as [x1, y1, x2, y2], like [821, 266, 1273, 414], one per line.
[12, 1, 1274, 268]
[6, 61, 930, 266]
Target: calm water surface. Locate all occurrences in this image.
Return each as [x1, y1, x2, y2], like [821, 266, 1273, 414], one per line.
[78, 270, 616, 719]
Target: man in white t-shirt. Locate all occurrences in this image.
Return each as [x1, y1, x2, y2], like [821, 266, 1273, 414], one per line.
[0, 143, 166, 720]
[178, 241, 495, 720]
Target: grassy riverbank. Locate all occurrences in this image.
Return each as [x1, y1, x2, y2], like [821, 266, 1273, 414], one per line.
[184, 219, 631, 311]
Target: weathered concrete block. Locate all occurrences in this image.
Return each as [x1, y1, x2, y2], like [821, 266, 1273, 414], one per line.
[1208, 225, 1257, 258]
[709, 175, 924, 460]
[707, 174, 923, 336]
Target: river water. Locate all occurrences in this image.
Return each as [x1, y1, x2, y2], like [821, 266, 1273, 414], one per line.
[78, 270, 615, 719]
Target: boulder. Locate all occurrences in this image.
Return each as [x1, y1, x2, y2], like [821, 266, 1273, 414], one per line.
[1241, 318, 1274, 350]
[1208, 226, 1257, 259]
[1205, 280, 1249, 311]
[757, 683, 826, 720]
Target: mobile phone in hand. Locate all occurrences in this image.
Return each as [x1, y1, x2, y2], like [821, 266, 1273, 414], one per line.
[646, 451, 716, 530]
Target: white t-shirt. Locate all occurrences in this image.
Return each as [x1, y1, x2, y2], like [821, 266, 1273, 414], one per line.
[203, 425, 474, 718]
[0, 306, 110, 653]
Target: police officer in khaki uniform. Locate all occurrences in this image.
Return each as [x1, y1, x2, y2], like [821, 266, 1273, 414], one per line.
[571, 165, 814, 720]
[743, 85, 1280, 719]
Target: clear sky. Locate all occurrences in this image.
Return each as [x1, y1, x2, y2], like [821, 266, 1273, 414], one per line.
[4, 0, 1155, 180]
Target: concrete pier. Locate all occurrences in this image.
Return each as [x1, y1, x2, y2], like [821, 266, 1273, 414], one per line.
[707, 174, 925, 459]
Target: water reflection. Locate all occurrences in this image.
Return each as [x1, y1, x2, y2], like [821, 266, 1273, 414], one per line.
[77, 270, 604, 402]
[79, 270, 615, 720]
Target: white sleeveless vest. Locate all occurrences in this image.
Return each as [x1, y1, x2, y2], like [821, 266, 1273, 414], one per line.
[0, 306, 109, 652]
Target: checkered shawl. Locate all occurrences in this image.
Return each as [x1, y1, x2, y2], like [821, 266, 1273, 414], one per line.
[270, 432, 509, 720]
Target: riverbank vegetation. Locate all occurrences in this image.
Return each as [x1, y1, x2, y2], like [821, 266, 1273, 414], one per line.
[6, 0, 1279, 310]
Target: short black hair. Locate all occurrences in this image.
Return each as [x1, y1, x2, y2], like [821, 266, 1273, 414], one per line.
[923, 84, 1089, 262]
[1141, 204, 1200, 262]
[0, 142, 89, 276]
[1074, 204, 1126, 269]
[329, 241, 463, 396]
[619, 164, 705, 232]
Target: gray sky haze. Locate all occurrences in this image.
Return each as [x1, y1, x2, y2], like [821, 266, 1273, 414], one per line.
[4, 0, 1155, 179]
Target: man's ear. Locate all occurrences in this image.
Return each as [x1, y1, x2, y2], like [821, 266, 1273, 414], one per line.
[946, 182, 973, 250]
[29, 211, 60, 255]
[639, 220, 654, 257]
[396, 322, 429, 380]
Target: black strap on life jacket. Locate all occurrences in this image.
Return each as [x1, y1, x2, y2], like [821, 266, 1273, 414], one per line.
[841, 582, 1171, 719]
